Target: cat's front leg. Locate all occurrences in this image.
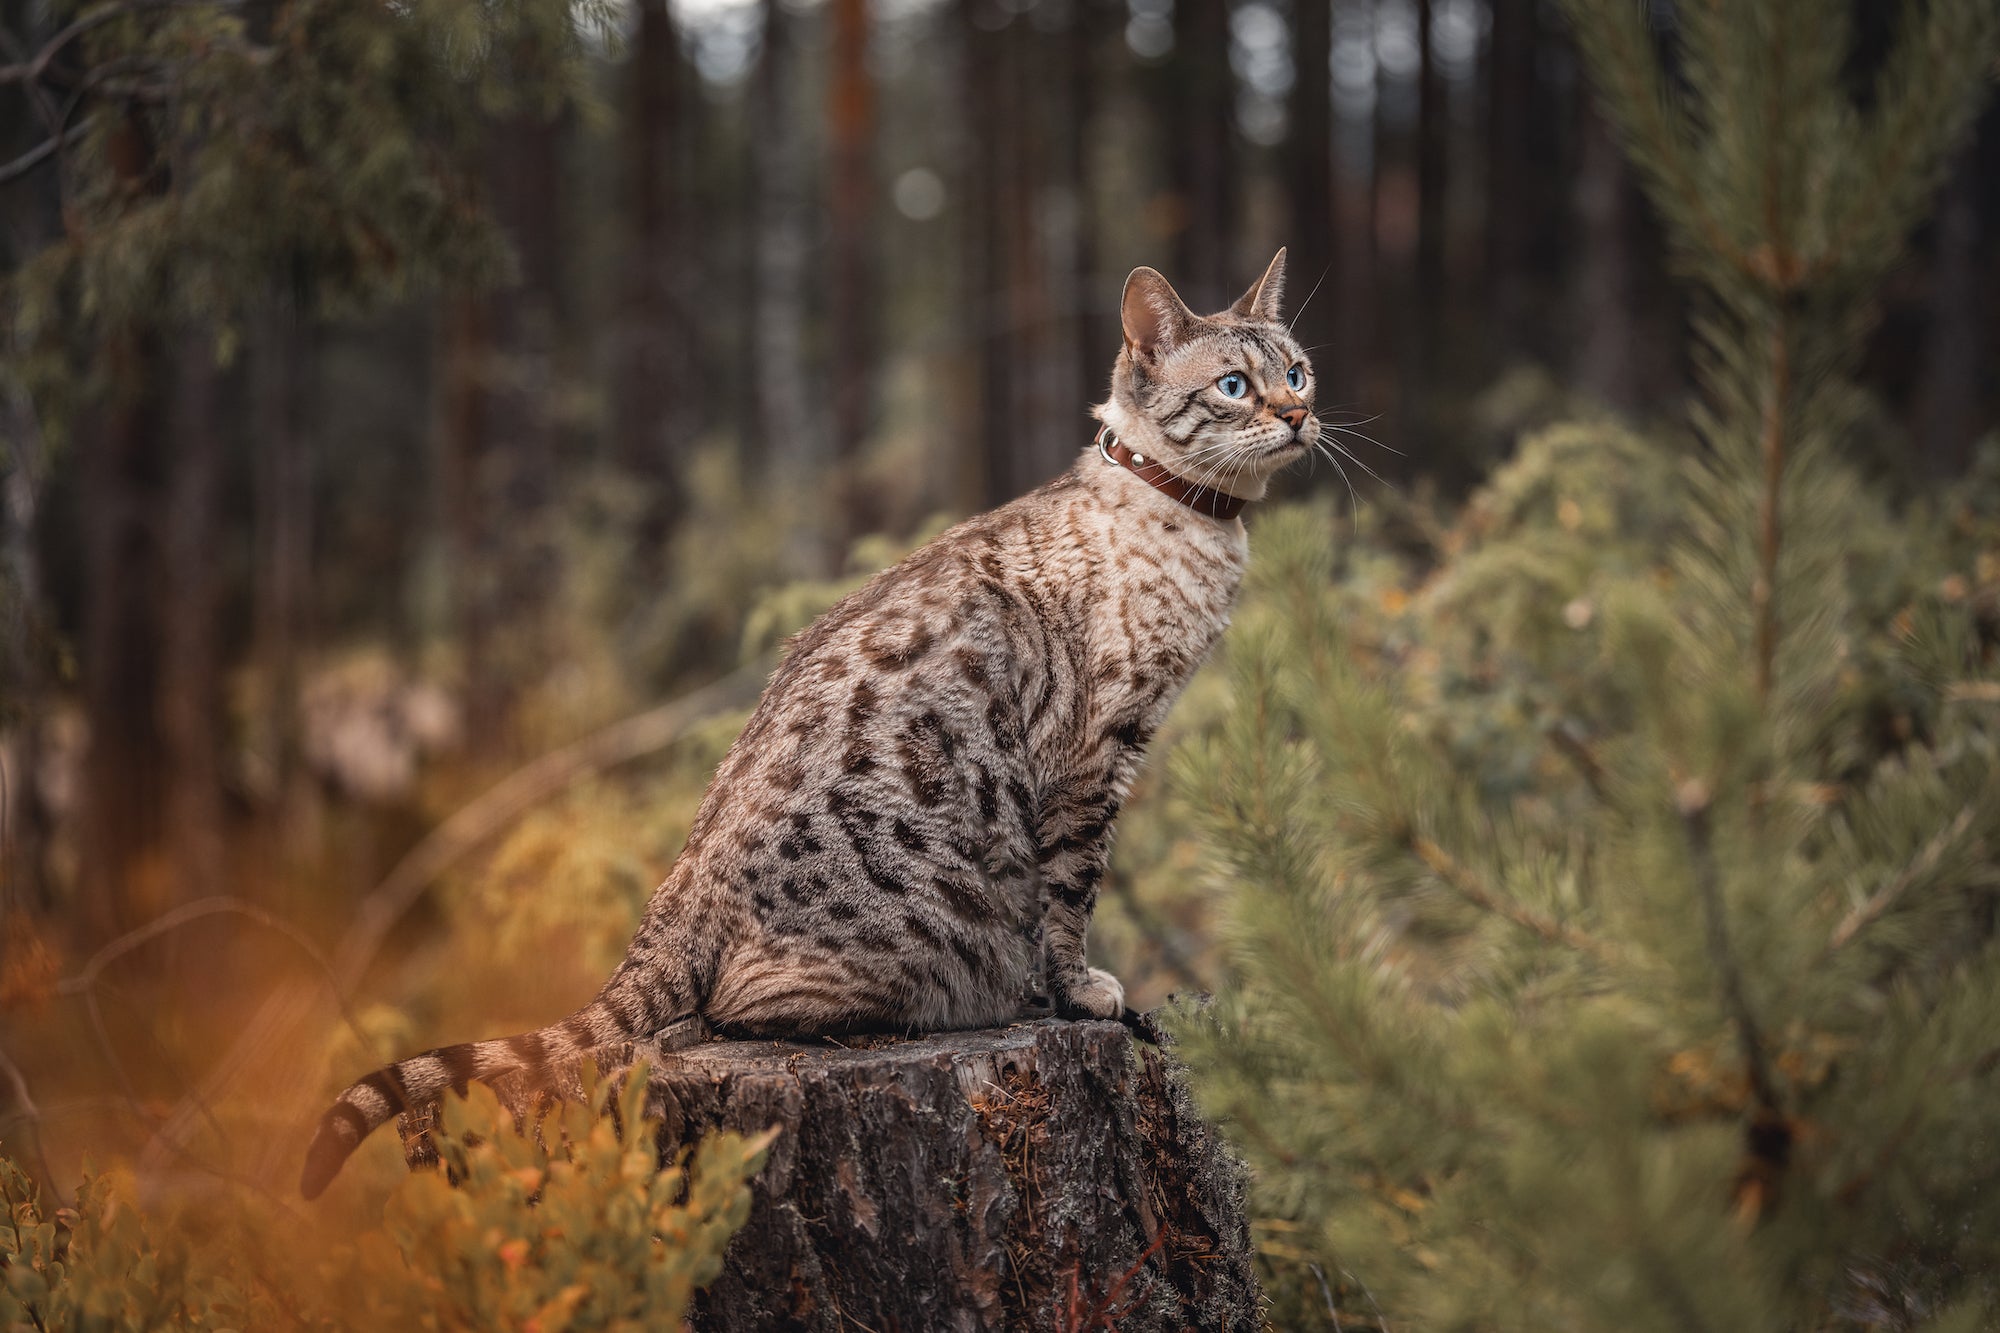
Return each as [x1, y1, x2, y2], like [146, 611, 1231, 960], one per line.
[1035, 795, 1135, 1026]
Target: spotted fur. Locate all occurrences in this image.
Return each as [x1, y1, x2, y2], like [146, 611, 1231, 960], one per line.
[300, 250, 1319, 1200]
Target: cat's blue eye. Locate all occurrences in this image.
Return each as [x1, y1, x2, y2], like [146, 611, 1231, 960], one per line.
[1286, 364, 1306, 391]
[1217, 372, 1248, 399]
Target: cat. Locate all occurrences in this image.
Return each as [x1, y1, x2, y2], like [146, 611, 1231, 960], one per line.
[300, 249, 1319, 1199]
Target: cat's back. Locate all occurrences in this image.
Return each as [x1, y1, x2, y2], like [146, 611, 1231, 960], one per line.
[683, 476, 1090, 843]
[775, 469, 1099, 675]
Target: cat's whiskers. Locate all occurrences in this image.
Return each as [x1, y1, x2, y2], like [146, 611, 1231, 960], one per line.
[1189, 444, 1258, 504]
[1312, 419, 1394, 489]
[1170, 439, 1247, 486]
[1309, 436, 1362, 523]
[1317, 414, 1402, 457]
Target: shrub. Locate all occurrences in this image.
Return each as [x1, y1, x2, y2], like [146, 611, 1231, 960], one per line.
[2, 1068, 767, 1331]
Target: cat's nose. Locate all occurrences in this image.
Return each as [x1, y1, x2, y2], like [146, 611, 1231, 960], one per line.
[1278, 405, 1308, 430]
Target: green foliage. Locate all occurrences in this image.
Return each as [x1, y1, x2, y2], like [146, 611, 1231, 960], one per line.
[1177, 466, 2000, 1330]
[1560, 0, 1999, 706]
[333, 1069, 770, 1331]
[8, 0, 615, 438]
[1561, 0, 1997, 302]
[459, 770, 723, 983]
[1174, 3, 2000, 1326]
[2, 1159, 258, 1330]
[0, 1069, 766, 1331]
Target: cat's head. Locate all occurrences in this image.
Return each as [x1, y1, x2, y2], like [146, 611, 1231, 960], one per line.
[1095, 249, 1318, 502]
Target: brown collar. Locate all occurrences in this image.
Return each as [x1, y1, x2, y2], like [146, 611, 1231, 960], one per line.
[1095, 427, 1248, 521]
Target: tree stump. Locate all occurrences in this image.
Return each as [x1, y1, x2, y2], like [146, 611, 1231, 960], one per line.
[399, 1016, 1260, 1331]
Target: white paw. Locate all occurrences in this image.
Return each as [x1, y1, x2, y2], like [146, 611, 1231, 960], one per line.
[1068, 967, 1126, 1020]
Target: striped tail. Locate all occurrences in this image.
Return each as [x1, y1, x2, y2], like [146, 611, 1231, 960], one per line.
[299, 995, 638, 1200]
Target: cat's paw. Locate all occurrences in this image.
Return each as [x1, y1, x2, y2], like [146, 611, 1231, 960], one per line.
[1055, 967, 1127, 1021]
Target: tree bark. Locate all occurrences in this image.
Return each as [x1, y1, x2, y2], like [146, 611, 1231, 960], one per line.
[250, 297, 314, 819]
[1067, 1, 1106, 430]
[1484, 0, 1536, 349]
[77, 110, 174, 942]
[400, 1018, 1261, 1331]
[965, 1, 1014, 512]
[1287, 0, 1337, 385]
[1414, 0, 1446, 383]
[489, 100, 566, 527]
[751, 0, 819, 486]
[615, 0, 689, 557]
[78, 323, 169, 942]
[1167, 0, 1235, 312]
[439, 293, 506, 750]
[827, 0, 879, 537]
[1913, 148, 1986, 478]
[1571, 93, 1638, 410]
[159, 331, 228, 903]
[967, 5, 1103, 511]
[1, 379, 54, 915]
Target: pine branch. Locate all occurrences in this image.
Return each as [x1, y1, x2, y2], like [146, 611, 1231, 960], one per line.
[1752, 309, 1790, 702]
[1557, 0, 1759, 288]
[1824, 805, 1981, 955]
[1409, 834, 1604, 955]
[1676, 785, 1781, 1115]
[1807, 0, 2000, 285]
[1544, 723, 1609, 804]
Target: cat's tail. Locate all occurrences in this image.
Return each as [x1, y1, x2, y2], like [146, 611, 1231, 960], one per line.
[298, 993, 654, 1200]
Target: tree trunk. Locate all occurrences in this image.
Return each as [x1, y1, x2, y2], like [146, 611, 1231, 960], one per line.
[1001, 24, 1066, 493]
[1571, 93, 1638, 410]
[1, 380, 54, 915]
[965, 1, 1014, 512]
[751, 0, 821, 508]
[1067, 1, 1106, 429]
[77, 111, 174, 942]
[489, 102, 566, 530]
[1414, 0, 1446, 385]
[439, 294, 506, 750]
[1913, 148, 1985, 478]
[1168, 0, 1234, 311]
[967, 6, 1101, 510]
[250, 297, 314, 825]
[1485, 0, 1536, 349]
[615, 0, 688, 557]
[401, 1018, 1260, 1331]
[78, 323, 170, 942]
[827, 0, 879, 536]
[159, 331, 229, 904]
[1287, 0, 1337, 385]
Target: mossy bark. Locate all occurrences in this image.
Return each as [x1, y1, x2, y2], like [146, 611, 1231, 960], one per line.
[400, 1017, 1260, 1331]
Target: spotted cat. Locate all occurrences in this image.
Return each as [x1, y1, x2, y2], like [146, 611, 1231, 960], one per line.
[301, 249, 1319, 1198]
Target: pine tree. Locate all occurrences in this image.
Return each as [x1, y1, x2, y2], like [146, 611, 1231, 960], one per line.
[1172, 3, 2000, 1329]
[5, 0, 615, 415]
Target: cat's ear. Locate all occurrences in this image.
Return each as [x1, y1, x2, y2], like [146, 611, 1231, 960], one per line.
[1121, 267, 1197, 360]
[1229, 247, 1287, 322]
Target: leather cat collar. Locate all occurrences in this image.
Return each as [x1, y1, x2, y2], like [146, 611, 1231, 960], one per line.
[1095, 426, 1248, 522]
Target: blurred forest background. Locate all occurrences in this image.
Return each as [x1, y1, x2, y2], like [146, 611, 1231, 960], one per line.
[1, 0, 2000, 1324]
